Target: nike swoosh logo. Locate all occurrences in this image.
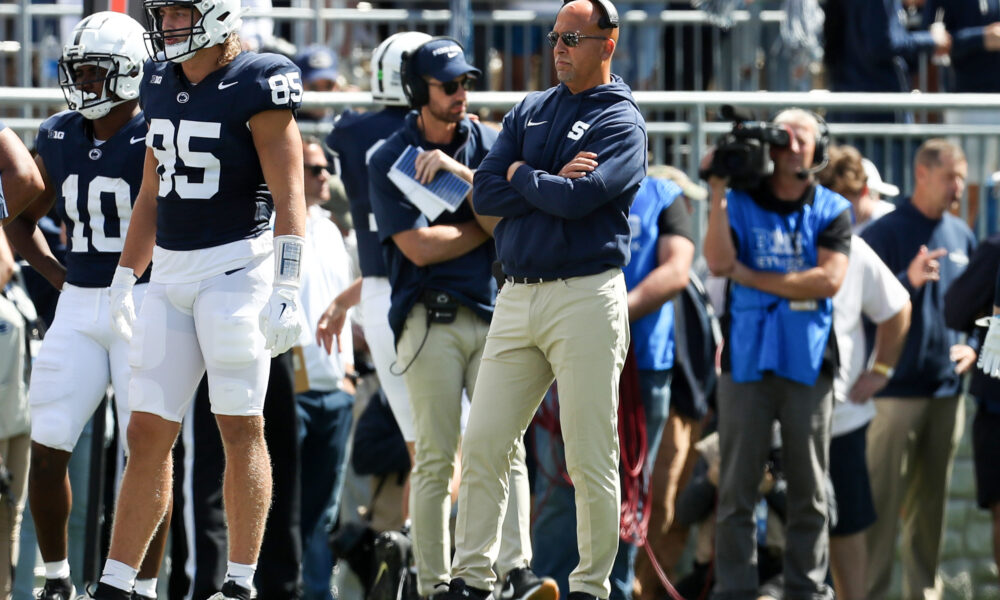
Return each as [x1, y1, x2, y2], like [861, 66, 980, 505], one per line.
[224, 266, 245, 276]
[130, 136, 145, 144]
[278, 302, 288, 319]
[373, 561, 389, 586]
[499, 584, 516, 600]
[527, 120, 548, 127]
[218, 81, 238, 90]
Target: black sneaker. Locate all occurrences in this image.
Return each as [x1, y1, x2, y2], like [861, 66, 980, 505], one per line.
[36, 577, 75, 600]
[498, 568, 559, 600]
[207, 581, 252, 600]
[85, 582, 132, 600]
[430, 578, 492, 600]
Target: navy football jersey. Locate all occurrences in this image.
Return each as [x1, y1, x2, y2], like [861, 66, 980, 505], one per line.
[140, 51, 302, 251]
[326, 106, 409, 279]
[35, 110, 147, 288]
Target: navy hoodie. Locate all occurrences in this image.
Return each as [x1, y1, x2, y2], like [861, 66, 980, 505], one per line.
[473, 75, 647, 279]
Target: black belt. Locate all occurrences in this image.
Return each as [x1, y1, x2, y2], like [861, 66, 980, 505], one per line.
[505, 275, 562, 285]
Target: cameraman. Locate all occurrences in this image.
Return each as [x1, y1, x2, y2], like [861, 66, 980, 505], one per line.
[703, 108, 852, 600]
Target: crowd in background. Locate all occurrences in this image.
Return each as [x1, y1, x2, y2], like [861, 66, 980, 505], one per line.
[2, 1, 1000, 600]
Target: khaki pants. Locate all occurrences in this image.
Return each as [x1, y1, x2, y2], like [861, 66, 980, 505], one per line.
[865, 396, 964, 600]
[0, 432, 30, 600]
[397, 304, 532, 595]
[453, 269, 629, 598]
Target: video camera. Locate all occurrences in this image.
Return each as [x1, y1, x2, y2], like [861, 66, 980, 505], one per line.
[700, 105, 791, 190]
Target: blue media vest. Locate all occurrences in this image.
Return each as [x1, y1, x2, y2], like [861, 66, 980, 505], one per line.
[726, 185, 850, 385]
[623, 177, 683, 371]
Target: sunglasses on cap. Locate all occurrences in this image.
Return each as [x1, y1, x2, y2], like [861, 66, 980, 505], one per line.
[304, 164, 329, 176]
[427, 77, 476, 95]
[546, 30, 610, 48]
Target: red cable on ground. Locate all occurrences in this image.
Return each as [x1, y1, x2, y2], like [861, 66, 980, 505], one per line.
[617, 348, 688, 600]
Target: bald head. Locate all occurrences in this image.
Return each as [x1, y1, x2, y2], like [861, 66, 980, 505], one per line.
[552, 0, 617, 93]
[559, 0, 620, 45]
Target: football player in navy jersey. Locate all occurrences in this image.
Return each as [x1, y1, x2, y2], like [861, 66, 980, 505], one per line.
[92, 1, 307, 600]
[1, 13, 171, 600]
[317, 30, 430, 471]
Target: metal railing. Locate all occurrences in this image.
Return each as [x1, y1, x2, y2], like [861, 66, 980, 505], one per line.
[4, 88, 1000, 237]
[0, 4, 834, 94]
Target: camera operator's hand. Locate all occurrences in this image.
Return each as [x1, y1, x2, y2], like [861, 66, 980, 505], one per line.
[700, 149, 729, 201]
[557, 151, 598, 179]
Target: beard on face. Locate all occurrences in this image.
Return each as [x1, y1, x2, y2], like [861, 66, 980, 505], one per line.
[428, 99, 466, 123]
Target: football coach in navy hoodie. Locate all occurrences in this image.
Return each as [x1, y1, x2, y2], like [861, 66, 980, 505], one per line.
[444, 1, 647, 599]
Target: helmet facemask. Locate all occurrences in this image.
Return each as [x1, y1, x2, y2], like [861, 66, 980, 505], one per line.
[59, 58, 126, 120]
[143, 0, 242, 63]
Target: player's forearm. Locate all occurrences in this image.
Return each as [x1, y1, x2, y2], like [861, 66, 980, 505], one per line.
[252, 110, 306, 239]
[4, 216, 65, 290]
[118, 191, 157, 276]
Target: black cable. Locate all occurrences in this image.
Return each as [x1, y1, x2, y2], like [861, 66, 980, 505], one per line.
[388, 313, 433, 377]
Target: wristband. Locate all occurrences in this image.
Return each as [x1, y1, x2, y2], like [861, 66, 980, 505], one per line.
[871, 362, 895, 378]
[273, 234, 304, 288]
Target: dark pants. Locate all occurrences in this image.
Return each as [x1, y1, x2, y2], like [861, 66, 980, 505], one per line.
[713, 373, 833, 600]
[296, 388, 354, 600]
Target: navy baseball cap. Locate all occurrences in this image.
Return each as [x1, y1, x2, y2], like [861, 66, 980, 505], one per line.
[294, 45, 339, 84]
[412, 39, 481, 82]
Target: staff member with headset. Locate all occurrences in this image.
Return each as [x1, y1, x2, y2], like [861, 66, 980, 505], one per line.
[703, 109, 852, 600]
[444, 1, 646, 599]
[367, 37, 552, 600]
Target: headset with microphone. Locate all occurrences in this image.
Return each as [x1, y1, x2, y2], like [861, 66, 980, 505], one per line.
[399, 36, 469, 109]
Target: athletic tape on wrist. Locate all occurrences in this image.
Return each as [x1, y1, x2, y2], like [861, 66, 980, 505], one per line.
[274, 235, 304, 287]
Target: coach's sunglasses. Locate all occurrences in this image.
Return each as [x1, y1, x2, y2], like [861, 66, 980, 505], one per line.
[304, 164, 329, 176]
[428, 77, 476, 95]
[546, 30, 610, 48]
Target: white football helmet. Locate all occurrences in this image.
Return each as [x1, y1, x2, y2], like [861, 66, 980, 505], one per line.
[58, 12, 146, 120]
[370, 31, 432, 106]
[143, 0, 243, 63]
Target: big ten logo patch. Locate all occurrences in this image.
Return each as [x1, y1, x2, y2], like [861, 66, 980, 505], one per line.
[567, 120, 590, 141]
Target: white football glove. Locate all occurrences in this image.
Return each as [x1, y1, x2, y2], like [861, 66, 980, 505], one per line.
[109, 266, 137, 342]
[977, 316, 1000, 378]
[259, 235, 305, 357]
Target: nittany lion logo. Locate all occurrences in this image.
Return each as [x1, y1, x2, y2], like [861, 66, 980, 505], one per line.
[177, 91, 190, 104]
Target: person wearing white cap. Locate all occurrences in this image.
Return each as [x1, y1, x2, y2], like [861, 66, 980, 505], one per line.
[860, 157, 899, 228]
